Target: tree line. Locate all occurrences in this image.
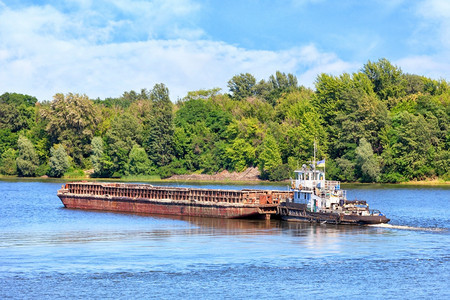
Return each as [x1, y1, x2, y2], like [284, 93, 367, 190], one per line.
[0, 58, 448, 182]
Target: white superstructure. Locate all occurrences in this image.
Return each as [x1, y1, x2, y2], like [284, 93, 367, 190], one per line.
[291, 168, 346, 213]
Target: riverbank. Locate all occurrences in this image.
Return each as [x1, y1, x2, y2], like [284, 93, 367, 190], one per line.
[166, 167, 261, 182]
[1, 169, 449, 186]
[396, 179, 450, 186]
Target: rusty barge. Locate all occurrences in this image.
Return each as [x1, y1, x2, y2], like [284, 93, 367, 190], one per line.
[57, 182, 292, 219]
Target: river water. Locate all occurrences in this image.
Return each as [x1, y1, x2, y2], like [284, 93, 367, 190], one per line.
[0, 180, 448, 299]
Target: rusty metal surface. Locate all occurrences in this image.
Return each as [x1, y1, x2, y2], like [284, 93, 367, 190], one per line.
[57, 182, 293, 219]
[59, 195, 261, 218]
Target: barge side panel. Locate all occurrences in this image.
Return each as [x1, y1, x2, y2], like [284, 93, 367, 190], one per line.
[59, 195, 260, 219]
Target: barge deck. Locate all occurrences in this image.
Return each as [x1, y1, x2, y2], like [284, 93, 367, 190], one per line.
[57, 182, 292, 219]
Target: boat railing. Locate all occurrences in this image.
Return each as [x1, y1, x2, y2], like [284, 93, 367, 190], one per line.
[325, 180, 340, 190]
[370, 209, 382, 216]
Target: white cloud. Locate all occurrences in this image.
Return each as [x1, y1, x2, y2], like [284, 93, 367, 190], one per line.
[0, 1, 358, 101]
[416, 0, 450, 48]
[418, 0, 450, 19]
[393, 0, 450, 81]
[395, 55, 450, 80]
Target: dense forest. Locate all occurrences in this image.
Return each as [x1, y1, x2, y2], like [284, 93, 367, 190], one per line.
[0, 58, 449, 182]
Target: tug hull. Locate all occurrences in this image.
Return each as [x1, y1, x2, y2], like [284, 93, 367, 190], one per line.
[278, 203, 390, 225]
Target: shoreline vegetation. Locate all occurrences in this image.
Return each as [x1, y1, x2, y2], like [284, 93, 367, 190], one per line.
[1, 59, 449, 184]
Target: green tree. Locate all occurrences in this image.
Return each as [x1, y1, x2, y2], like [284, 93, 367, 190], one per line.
[126, 145, 154, 175]
[269, 71, 298, 90]
[0, 93, 37, 132]
[225, 138, 255, 172]
[90, 136, 114, 178]
[106, 113, 142, 176]
[144, 83, 174, 167]
[314, 72, 387, 159]
[355, 138, 381, 182]
[258, 132, 282, 180]
[227, 73, 256, 100]
[48, 144, 70, 177]
[0, 148, 17, 175]
[0, 129, 18, 157]
[314, 73, 343, 125]
[381, 110, 440, 180]
[182, 88, 222, 101]
[334, 158, 356, 182]
[173, 95, 233, 174]
[16, 136, 39, 177]
[362, 58, 406, 100]
[275, 91, 326, 163]
[41, 93, 99, 166]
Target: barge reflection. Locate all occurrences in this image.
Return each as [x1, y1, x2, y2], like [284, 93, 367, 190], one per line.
[3, 212, 380, 248]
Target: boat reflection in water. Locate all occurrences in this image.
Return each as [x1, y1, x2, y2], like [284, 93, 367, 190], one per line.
[153, 213, 382, 238]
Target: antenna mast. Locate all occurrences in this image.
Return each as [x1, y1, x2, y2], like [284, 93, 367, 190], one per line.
[313, 139, 316, 179]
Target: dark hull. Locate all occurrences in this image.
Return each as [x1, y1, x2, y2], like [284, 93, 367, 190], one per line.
[279, 206, 390, 225]
[59, 194, 266, 219]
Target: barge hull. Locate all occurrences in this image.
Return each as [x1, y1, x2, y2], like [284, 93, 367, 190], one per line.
[57, 182, 292, 219]
[59, 195, 262, 219]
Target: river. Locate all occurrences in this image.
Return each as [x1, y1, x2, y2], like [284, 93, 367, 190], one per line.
[0, 180, 449, 299]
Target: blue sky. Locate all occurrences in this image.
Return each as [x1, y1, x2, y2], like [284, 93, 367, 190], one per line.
[1, 0, 449, 101]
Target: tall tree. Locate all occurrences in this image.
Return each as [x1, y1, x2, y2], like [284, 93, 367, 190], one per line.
[0, 93, 37, 133]
[225, 138, 255, 172]
[106, 113, 142, 176]
[362, 58, 407, 101]
[0, 148, 17, 175]
[227, 73, 256, 100]
[276, 91, 326, 164]
[126, 145, 154, 176]
[48, 144, 70, 177]
[257, 71, 299, 105]
[90, 136, 113, 178]
[16, 136, 39, 177]
[144, 83, 174, 167]
[258, 132, 282, 179]
[381, 110, 441, 180]
[355, 138, 380, 182]
[315, 72, 387, 159]
[41, 93, 99, 166]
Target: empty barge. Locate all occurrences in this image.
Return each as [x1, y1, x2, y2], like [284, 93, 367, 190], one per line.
[57, 182, 293, 219]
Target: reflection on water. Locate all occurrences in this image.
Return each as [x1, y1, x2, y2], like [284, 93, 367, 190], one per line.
[1, 214, 376, 247]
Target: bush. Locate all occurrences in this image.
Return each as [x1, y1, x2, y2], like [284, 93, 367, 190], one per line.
[379, 172, 406, 183]
[16, 136, 39, 177]
[48, 145, 70, 178]
[35, 163, 50, 177]
[63, 169, 85, 179]
[0, 148, 17, 175]
[126, 145, 155, 176]
[158, 160, 189, 179]
[261, 164, 291, 181]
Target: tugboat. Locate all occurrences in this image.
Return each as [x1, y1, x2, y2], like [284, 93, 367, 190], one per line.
[278, 159, 389, 225]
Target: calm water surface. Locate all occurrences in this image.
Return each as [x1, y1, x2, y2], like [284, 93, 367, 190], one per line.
[0, 181, 449, 299]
